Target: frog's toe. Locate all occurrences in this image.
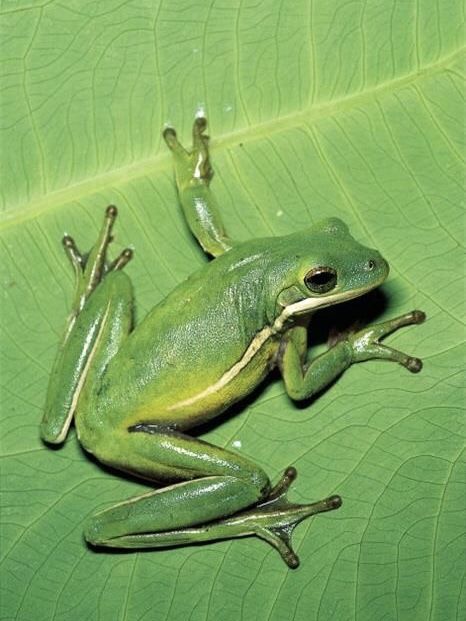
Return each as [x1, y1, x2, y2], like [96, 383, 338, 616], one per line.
[62, 234, 84, 270]
[163, 124, 192, 164]
[192, 115, 208, 143]
[191, 117, 212, 180]
[192, 116, 209, 149]
[194, 114, 207, 129]
[163, 125, 179, 148]
[109, 247, 133, 272]
[242, 468, 342, 568]
[405, 356, 423, 373]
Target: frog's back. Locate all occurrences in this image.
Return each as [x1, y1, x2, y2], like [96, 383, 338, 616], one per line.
[96, 239, 285, 428]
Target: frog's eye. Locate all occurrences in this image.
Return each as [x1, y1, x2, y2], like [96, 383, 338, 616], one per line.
[304, 266, 337, 294]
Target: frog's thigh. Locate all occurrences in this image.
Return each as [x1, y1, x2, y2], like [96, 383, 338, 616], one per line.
[85, 429, 270, 545]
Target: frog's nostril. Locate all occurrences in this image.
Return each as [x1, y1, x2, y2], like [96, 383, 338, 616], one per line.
[367, 259, 376, 271]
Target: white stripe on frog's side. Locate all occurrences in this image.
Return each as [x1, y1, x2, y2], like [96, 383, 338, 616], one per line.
[60, 303, 112, 444]
[167, 285, 370, 412]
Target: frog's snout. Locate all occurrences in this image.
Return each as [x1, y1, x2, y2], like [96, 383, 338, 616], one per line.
[365, 256, 389, 281]
[381, 257, 390, 277]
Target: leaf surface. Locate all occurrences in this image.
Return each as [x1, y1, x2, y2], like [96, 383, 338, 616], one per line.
[1, 2, 464, 620]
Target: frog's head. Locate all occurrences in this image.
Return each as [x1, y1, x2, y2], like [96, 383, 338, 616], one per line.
[268, 218, 389, 324]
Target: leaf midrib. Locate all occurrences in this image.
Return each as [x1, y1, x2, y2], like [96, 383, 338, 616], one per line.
[2, 46, 463, 231]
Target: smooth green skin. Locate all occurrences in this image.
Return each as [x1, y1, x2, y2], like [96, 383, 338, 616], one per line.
[41, 118, 425, 568]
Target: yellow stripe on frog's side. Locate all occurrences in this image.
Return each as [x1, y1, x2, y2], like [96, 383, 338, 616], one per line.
[167, 324, 276, 412]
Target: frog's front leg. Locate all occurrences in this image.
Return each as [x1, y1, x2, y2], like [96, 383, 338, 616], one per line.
[280, 311, 426, 400]
[84, 428, 341, 568]
[163, 117, 235, 257]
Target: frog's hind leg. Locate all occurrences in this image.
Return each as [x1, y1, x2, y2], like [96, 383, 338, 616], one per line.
[63, 205, 132, 335]
[84, 428, 341, 568]
[41, 207, 134, 444]
[163, 117, 235, 257]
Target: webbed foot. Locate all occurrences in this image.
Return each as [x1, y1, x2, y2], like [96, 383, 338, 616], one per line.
[219, 467, 342, 568]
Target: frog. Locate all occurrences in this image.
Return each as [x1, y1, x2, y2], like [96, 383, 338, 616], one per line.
[41, 117, 425, 568]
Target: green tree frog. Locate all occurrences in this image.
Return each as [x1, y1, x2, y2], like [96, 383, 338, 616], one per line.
[41, 117, 425, 568]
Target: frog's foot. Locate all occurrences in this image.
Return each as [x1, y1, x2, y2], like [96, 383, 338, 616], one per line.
[219, 467, 342, 568]
[349, 309, 426, 372]
[64, 206, 133, 317]
[163, 116, 213, 187]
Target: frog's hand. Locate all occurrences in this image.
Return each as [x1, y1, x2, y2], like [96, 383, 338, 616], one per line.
[279, 311, 426, 401]
[41, 208, 133, 444]
[83, 429, 341, 568]
[163, 117, 236, 257]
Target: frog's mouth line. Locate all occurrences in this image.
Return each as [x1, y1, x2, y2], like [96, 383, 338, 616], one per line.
[275, 279, 385, 330]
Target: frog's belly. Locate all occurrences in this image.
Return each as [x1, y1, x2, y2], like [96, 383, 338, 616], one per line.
[117, 334, 278, 431]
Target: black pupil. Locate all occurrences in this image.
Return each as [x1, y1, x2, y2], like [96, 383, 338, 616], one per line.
[310, 272, 333, 286]
[305, 268, 337, 293]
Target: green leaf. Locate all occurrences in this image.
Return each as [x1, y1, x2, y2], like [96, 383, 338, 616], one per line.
[1, 2, 464, 620]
